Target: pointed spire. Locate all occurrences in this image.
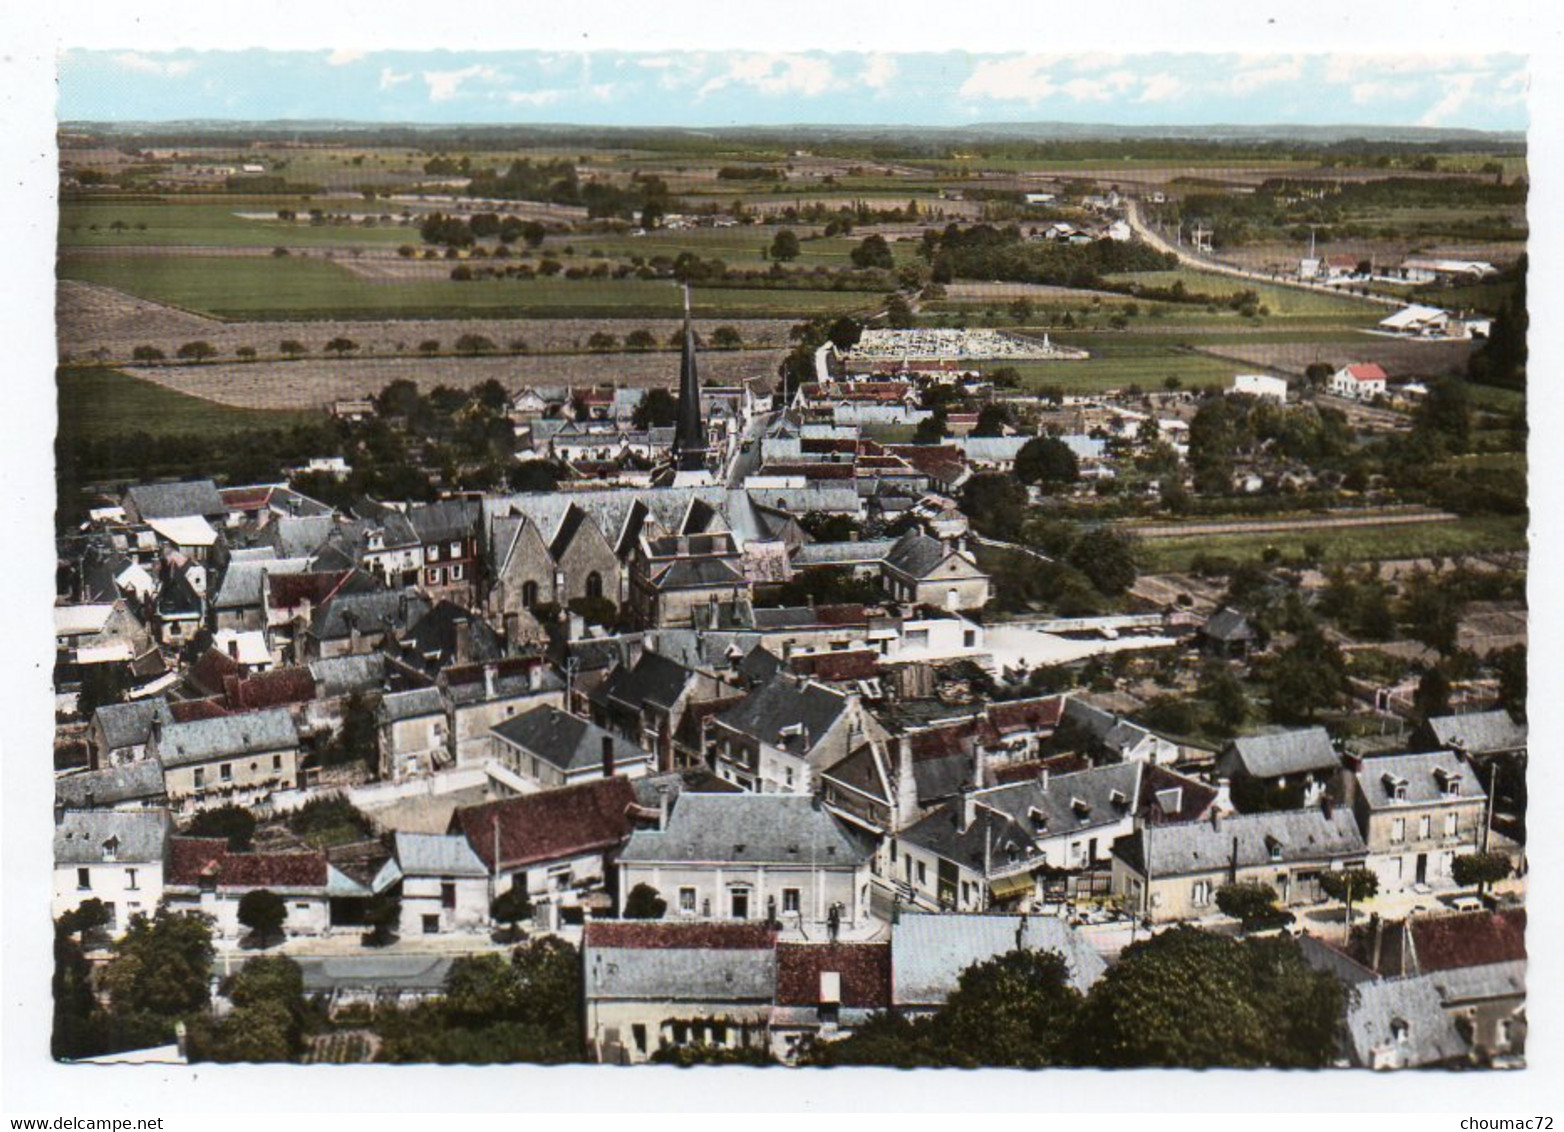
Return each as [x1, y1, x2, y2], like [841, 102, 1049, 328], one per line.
[672, 283, 707, 471]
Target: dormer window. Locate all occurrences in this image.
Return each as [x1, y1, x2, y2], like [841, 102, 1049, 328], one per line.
[1266, 835, 1284, 862]
[1109, 789, 1128, 808]
[1435, 768, 1461, 797]
[1027, 806, 1047, 831]
[1155, 787, 1183, 813]
[101, 836, 118, 862]
[1071, 797, 1090, 819]
[1382, 772, 1408, 801]
[1390, 1018, 1410, 1044]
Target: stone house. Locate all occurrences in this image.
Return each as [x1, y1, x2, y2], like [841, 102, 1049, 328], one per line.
[1351, 751, 1487, 892]
[489, 705, 652, 789]
[708, 675, 887, 795]
[163, 837, 330, 939]
[52, 809, 171, 933]
[879, 531, 991, 611]
[148, 708, 300, 813]
[385, 832, 491, 937]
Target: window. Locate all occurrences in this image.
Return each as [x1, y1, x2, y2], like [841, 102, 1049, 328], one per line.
[1391, 818, 1406, 843]
[1419, 815, 1432, 840]
[1192, 880, 1212, 906]
[220, 763, 232, 782]
[631, 1024, 647, 1055]
[585, 571, 604, 600]
[426, 568, 442, 586]
[450, 564, 464, 581]
[449, 541, 462, 558]
[125, 868, 138, 891]
[730, 888, 750, 920]
[77, 867, 91, 891]
[782, 888, 801, 913]
[441, 882, 456, 909]
[193, 768, 205, 789]
[963, 629, 976, 648]
[679, 887, 696, 914]
[521, 581, 540, 609]
[785, 766, 795, 788]
[1445, 812, 1458, 837]
[273, 754, 283, 772]
[422, 914, 440, 934]
[916, 861, 927, 885]
[295, 902, 310, 911]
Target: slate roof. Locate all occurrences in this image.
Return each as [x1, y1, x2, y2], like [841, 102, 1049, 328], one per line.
[209, 556, 312, 611]
[1427, 960, 1526, 1005]
[391, 832, 489, 877]
[377, 687, 445, 724]
[618, 793, 870, 867]
[1411, 909, 1526, 973]
[154, 708, 299, 768]
[401, 601, 505, 665]
[652, 556, 746, 590]
[165, 837, 328, 889]
[891, 913, 1107, 1005]
[1114, 806, 1367, 877]
[451, 776, 640, 871]
[584, 922, 779, 951]
[976, 760, 1143, 840]
[267, 514, 340, 560]
[312, 590, 430, 643]
[407, 499, 482, 545]
[1426, 711, 1527, 756]
[882, 530, 951, 580]
[155, 566, 203, 619]
[1062, 699, 1162, 756]
[1355, 751, 1485, 810]
[775, 942, 891, 1008]
[491, 705, 645, 774]
[585, 943, 777, 1002]
[1346, 976, 1469, 1068]
[1224, 726, 1340, 779]
[309, 654, 386, 698]
[711, 676, 849, 755]
[443, 658, 562, 705]
[296, 955, 453, 994]
[126, 480, 225, 520]
[55, 761, 168, 809]
[53, 809, 170, 865]
[94, 698, 173, 753]
[1203, 607, 1257, 643]
[594, 651, 692, 713]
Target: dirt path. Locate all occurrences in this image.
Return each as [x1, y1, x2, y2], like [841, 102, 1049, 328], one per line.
[1120, 508, 1459, 540]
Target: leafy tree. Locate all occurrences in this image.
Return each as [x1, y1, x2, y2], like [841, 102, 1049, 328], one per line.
[632, 388, 678, 429]
[445, 953, 525, 1024]
[934, 948, 1082, 1067]
[1495, 644, 1526, 722]
[1071, 927, 1343, 1068]
[224, 954, 305, 1012]
[454, 333, 496, 355]
[237, 890, 288, 946]
[1009, 297, 1034, 324]
[1414, 666, 1453, 722]
[1468, 255, 1527, 391]
[850, 234, 895, 270]
[769, 229, 801, 261]
[1451, 852, 1511, 893]
[418, 338, 441, 355]
[491, 886, 534, 941]
[279, 339, 307, 358]
[624, 328, 658, 351]
[711, 325, 743, 349]
[1199, 661, 1250, 735]
[236, 346, 257, 361]
[1267, 627, 1346, 723]
[622, 883, 668, 920]
[100, 909, 215, 1020]
[1015, 436, 1080, 487]
[1069, 528, 1138, 597]
[801, 1010, 945, 1067]
[183, 803, 255, 851]
[973, 403, 1012, 437]
[960, 473, 1029, 541]
[324, 337, 359, 356]
[76, 663, 128, 718]
[176, 341, 218, 361]
[1413, 377, 1472, 455]
[131, 345, 165, 362]
[885, 293, 916, 329]
[586, 331, 618, 351]
[650, 1042, 776, 1066]
[1215, 882, 1280, 926]
[200, 999, 297, 1063]
[1316, 867, 1379, 927]
[363, 893, 401, 946]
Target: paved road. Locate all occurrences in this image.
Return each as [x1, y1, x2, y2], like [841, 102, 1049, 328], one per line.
[1120, 508, 1459, 541]
[1124, 198, 1403, 309]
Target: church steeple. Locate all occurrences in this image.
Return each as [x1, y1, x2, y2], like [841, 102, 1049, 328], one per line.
[672, 284, 707, 471]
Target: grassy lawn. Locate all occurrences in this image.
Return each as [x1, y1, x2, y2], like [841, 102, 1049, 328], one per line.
[1103, 268, 1376, 318]
[1463, 383, 1526, 415]
[566, 228, 890, 270]
[60, 201, 418, 248]
[58, 366, 317, 444]
[58, 252, 879, 321]
[1134, 514, 1527, 573]
[980, 341, 1246, 393]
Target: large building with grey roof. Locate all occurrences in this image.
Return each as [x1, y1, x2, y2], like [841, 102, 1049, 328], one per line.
[1112, 804, 1369, 923]
[490, 704, 651, 789]
[1216, 727, 1342, 808]
[1350, 750, 1487, 893]
[146, 707, 300, 812]
[890, 912, 1106, 1014]
[617, 792, 872, 928]
[52, 808, 172, 931]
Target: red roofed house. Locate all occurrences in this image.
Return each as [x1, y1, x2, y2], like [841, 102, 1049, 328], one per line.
[163, 836, 329, 939]
[448, 776, 642, 922]
[1325, 253, 1361, 279]
[1329, 362, 1389, 400]
[770, 941, 892, 1062]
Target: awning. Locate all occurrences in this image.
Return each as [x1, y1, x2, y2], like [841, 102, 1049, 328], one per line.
[989, 872, 1036, 900]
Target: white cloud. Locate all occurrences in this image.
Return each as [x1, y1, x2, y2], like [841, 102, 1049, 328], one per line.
[958, 56, 1058, 102]
[698, 53, 838, 98]
[422, 64, 503, 103]
[506, 89, 563, 107]
[1137, 73, 1190, 103]
[1349, 80, 1417, 106]
[379, 68, 413, 91]
[1418, 72, 1479, 127]
[113, 52, 193, 79]
[862, 53, 898, 91]
[1060, 70, 1138, 102]
[1229, 56, 1305, 95]
[1069, 53, 1125, 74]
[326, 49, 365, 67]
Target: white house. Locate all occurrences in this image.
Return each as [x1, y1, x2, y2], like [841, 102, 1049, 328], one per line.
[387, 832, 492, 936]
[53, 809, 171, 933]
[163, 837, 330, 940]
[1233, 374, 1289, 403]
[1330, 363, 1389, 400]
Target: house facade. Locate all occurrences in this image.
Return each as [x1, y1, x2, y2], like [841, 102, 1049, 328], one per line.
[148, 708, 301, 812]
[1351, 751, 1487, 892]
[52, 809, 171, 932]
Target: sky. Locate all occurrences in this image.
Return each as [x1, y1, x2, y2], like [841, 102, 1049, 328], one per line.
[56, 50, 1529, 132]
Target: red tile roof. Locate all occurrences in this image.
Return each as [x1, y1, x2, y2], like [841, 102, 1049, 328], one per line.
[992, 753, 1091, 784]
[910, 722, 976, 763]
[451, 776, 639, 871]
[775, 942, 891, 1008]
[1412, 908, 1526, 972]
[230, 666, 316, 711]
[981, 696, 1065, 738]
[584, 921, 779, 951]
[1344, 363, 1389, 381]
[763, 463, 857, 481]
[269, 571, 352, 610]
[221, 486, 274, 510]
[170, 697, 233, 722]
[187, 649, 241, 697]
[166, 837, 328, 889]
[814, 604, 869, 626]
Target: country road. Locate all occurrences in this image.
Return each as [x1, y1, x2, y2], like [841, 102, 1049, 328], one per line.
[1119, 508, 1460, 540]
[1123, 198, 1403, 309]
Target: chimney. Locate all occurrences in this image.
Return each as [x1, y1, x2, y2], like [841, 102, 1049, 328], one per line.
[1211, 807, 1223, 831]
[656, 784, 670, 831]
[1370, 913, 1385, 974]
[1213, 777, 1232, 814]
[891, 736, 918, 831]
[601, 735, 617, 779]
[1321, 795, 1335, 821]
[484, 663, 497, 700]
[226, 638, 240, 660]
[453, 616, 473, 663]
[343, 610, 361, 654]
[958, 787, 975, 833]
[1036, 766, 1050, 790]
[503, 611, 521, 651]
[398, 593, 410, 624]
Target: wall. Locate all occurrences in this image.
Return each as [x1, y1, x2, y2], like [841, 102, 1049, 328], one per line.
[161, 746, 299, 812]
[52, 862, 164, 933]
[618, 861, 870, 925]
[398, 874, 490, 936]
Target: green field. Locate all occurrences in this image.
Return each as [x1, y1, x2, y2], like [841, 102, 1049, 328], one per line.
[58, 366, 316, 444]
[58, 252, 881, 321]
[61, 200, 418, 248]
[1134, 514, 1527, 573]
[1103, 269, 1377, 319]
[978, 340, 1250, 393]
